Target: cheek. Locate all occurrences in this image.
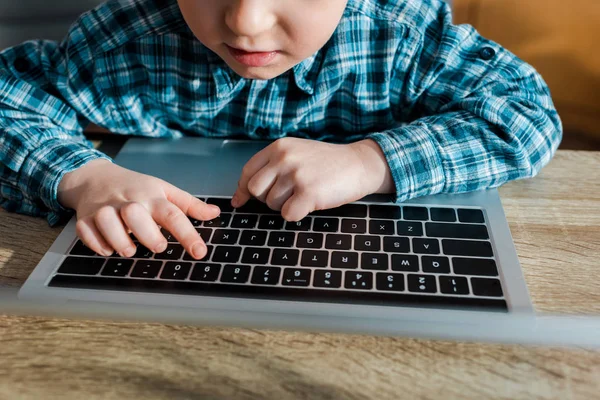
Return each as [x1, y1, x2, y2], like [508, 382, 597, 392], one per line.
[178, 0, 223, 45]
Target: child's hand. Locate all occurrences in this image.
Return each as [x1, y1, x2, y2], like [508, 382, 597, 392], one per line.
[57, 159, 220, 259]
[231, 137, 391, 221]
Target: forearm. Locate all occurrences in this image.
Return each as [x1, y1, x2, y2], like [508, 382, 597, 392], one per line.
[348, 138, 395, 195]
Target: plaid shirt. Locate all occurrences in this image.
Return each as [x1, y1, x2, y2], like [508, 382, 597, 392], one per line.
[0, 0, 561, 226]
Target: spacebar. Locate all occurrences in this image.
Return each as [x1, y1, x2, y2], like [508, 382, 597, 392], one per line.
[49, 274, 508, 312]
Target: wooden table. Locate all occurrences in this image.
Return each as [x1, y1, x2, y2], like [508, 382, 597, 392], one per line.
[1, 150, 600, 399]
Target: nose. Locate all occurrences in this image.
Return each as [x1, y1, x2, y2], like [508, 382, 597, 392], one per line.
[225, 0, 276, 38]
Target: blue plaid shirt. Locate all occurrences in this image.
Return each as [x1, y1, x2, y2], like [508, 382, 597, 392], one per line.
[0, 0, 562, 226]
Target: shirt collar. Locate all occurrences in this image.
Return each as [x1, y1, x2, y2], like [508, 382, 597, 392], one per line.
[205, 46, 322, 98]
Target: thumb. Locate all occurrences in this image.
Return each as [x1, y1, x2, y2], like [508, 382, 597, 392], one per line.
[164, 183, 220, 220]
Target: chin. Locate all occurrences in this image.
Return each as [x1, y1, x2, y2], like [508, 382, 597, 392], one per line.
[228, 64, 288, 81]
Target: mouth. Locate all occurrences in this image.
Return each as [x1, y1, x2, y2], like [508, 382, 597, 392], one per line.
[226, 45, 279, 67]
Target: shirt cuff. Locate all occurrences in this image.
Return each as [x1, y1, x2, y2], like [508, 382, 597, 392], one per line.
[366, 125, 446, 203]
[18, 139, 113, 226]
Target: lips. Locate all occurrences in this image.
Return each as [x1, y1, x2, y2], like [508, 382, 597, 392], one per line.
[226, 45, 278, 67]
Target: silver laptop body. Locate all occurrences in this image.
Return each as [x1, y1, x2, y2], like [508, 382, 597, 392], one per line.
[18, 137, 536, 342]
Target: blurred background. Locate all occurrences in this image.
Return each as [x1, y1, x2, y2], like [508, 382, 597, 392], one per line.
[1, 0, 598, 150]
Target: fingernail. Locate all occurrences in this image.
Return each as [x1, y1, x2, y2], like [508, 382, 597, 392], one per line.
[102, 248, 114, 257]
[209, 205, 220, 212]
[192, 242, 206, 259]
[123, 246, 136, 258]
[155, 242, 168, 253]
[231, 195, 239, 207]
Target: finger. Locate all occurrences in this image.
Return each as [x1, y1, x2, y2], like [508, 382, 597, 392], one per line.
[265, 176, 294, 211]
[94, 206, 137, 257]
[232, 149, 271, 208]
[120, 201, 168, 254]
[281, 191, 315, 222]
[164, 183, 221, 221]
[246, 165, 278, 204]
[152, 199, 207, 260]
[75, 217, 114, 257]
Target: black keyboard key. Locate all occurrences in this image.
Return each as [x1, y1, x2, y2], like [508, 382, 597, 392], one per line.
[258, 215, 285, 230]
[70, 240, 97, 256]
[241, 247, 271, 265]
[239, 230, 268, 246]
[313, 270, 342, 288]
[403, 206, 428, 221]
[220, 264, 251, 283]
[430, 208, 457, 222]
[296, 232, 324, 249]
[159, 229, 183, 243]
[58, 256, 105, 275]
[442, 239, 493, 257]
[425, 223, 489, 240]
[471, 277, 503, 297]
[412, 238, 440, 254]
[133, 244, 153, 259]
[282, 268, 311, 286]
[369, 220, 395, 235]
[189, 263, 221, 282]
[154, 244, 184, 260]
[458, 209, 485, 224]
[130, 260, 163, 279]
[313, 217, 339, 232]
[285, 218, 312, 231]
[268, 231, 296, 248]
[101, 259, 134, 277]
[49, 276, 508, 311]
[311, 204, 367, 218]
[160, 262, 192, 280]
[341, 219, 366, 234]
[231, 214, 258, 229]
[195, 228, 213, 243]
[325, 234, 352, 250]
[271, 248, 299, 266]
[354, 235, 381, 251]
[369, 205, 401, 220]
[206, 197, 235, 213]
[391, 255, 419, 272]
[236, 199, 279, 214]
[361, 253, 388, 270]
[376, 273, 405, 292]
[183, 245, 213, 262]
[203, 213, 231, 228]
[300, 250, 329, 268]
[189, 217, 203, 228]
[331, 251, 359, 269]
[251, 266, 281, 285]
[211, 229, 240, 245]
[422, 256, 451, 274]
[396, 221, 423, 236]
[407, 274, 437, 293]
[453, 257, 498, 276]
[344, 271, 373, 290]
[439, 276, 470, 295]
[383, 237, 410, 253]
[212, 246, 242, 263]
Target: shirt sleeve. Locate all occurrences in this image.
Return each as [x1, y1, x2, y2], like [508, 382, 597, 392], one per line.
[0, 30, 112, 225]
[366, 4, 563, 203]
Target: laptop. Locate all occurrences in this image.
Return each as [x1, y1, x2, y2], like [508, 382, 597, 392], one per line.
[18, 136, 535, 341]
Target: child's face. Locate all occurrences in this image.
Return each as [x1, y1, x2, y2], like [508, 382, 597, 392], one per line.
[177, 0, 348, 80]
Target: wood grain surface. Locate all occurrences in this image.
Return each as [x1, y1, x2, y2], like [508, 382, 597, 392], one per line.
[1, 150, 600, 399]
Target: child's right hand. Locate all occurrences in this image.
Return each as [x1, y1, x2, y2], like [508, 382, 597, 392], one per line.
[57, 159, 220, 259]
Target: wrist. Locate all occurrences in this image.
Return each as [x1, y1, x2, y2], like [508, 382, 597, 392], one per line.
[57, 158, 113, 210]
[348, 139, 395, 195]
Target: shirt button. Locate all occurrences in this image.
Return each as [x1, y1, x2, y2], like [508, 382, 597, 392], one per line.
[479, 47, 496, 61]
[13, 57, 30, 73]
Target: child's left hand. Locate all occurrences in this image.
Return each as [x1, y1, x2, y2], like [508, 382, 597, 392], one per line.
[231, 137, 390, 221]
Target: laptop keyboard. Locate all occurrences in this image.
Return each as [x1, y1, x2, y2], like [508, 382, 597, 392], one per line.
[49, 196, 508, 312]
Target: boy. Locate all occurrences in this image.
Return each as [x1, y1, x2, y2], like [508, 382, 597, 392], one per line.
[0, 0, 561, 261]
